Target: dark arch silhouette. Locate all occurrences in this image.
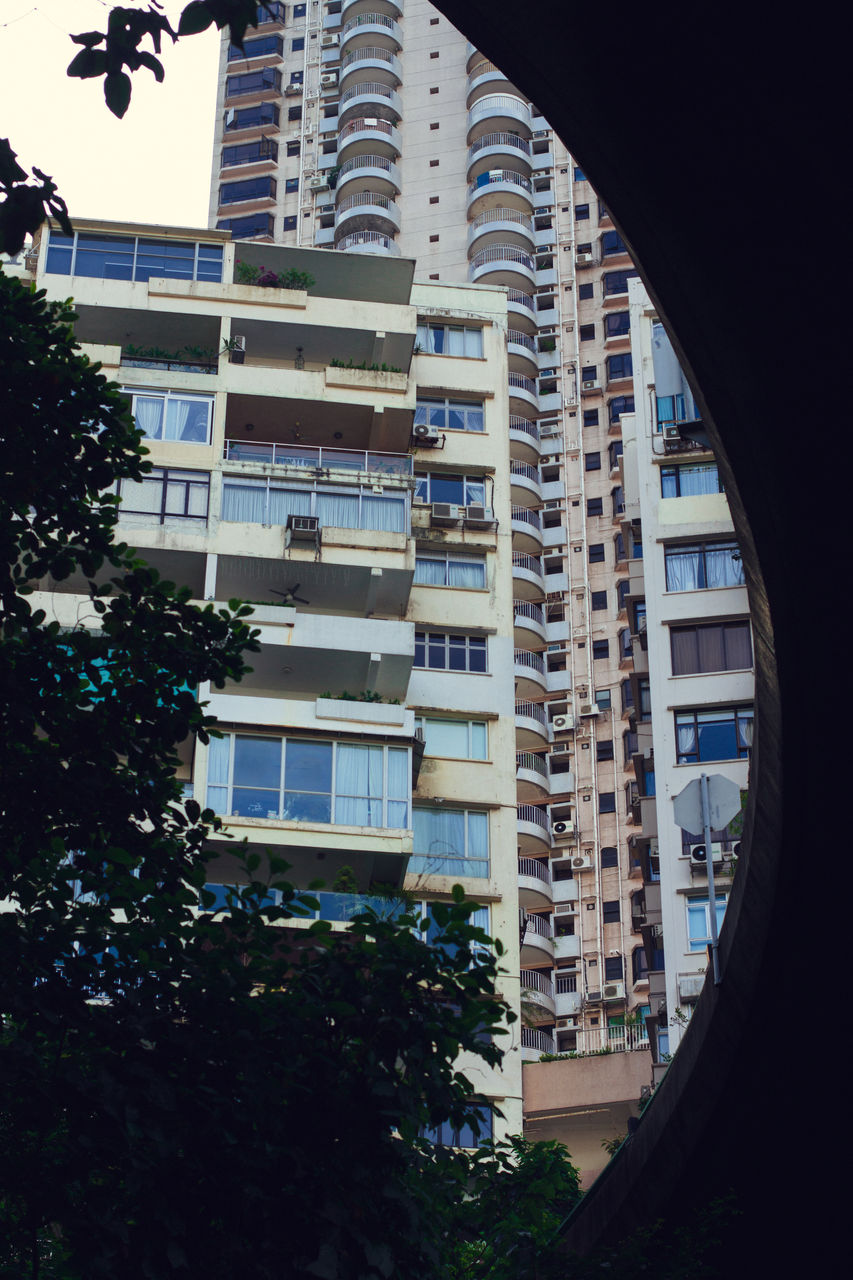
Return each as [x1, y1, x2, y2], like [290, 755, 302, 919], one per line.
[433, 1, 842, 1268]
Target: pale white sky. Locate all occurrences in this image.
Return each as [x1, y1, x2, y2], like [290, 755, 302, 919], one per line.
[0, 0, 220, 229]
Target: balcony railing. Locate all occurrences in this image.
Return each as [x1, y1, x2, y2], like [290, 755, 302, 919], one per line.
[511, 461, 540, 481]
[509, 372, 537, 396]
[469, 130, 531, 158]
[574, 1024, 650, 1054]
[512, 551, 544, 574]
[467, 58, 500, 86]
[338, 116, 396, 141]
[514, 649, 545, 676]
[336, 190, 395, 213]
[336, 231, 398, 253]
[509, 415, 539, 439]
[513, 600, 544, 626]
[507, 329, 537, 352]
[516, 750, 548, 778]
[521, 1027, 555, 1054]
[470, 244, 534, 271]
[339, 153, 395, 176]
[342, 45, 397, 68]
[511, 504, 541, 529]
[470, 207, 533, 232]
[468, 169, 533, 196]
[515, 699, 548, 727]
[520, 967, 554, 996]
[517, 804, 549, 830]
[523, 912, 552, 939]
[469, 93, 532, 122]
[556, 974, 577, 994]
[506, 288, 535, 311]
[224, 440, 412, 476]
[340, 81, 397, 106]
[342, 12, 398, 33]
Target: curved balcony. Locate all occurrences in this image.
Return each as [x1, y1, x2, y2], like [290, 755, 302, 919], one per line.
[336, 153, 401, 198]
[467, 207, 534, 255]
[342, 0, 402, 19]
[467, 131, 532, 180]
[517, 805, 550, 854]
[520, 914, 554, 967]
[335, 230, 400, 256]
[337, 115, 402, 162]
[466, 58, 514, 106]
[340, 46, 402, 88]
[467, 94, 533, 142]
[340, 12, 403, 52]
[335, 190, 401, 238]
[514, 647, 546, 697]
[513, 599, 546, 648]
[554, 932, 581, 962]
[516, 750, 550, 804]
[510, 459, 542, 505]
[508, 371, 538, 413]
[467, 169, 534, 217]
[521, 1025, 556, 1061]
[511, 503, 543, 554]
[507, 330, 538, 376]
[555, 977, 582, 1018]
[509, 414, 540, 464]
[469, 243, 535, 290]
[512, 550, 545, 601]
[507, 288, 537, 332]
[338, 81, 402, 125]
[520, 967, 556, 1020]
[515, 697, 549, 750]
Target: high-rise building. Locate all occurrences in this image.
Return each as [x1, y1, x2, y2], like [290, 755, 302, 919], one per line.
[209, 0, 655, 1181]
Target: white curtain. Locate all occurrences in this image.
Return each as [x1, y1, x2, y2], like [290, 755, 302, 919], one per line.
[268, 486, 311, 526]
[676, 718, 697, 762]
[387, 749, 409, 828]
[705, 544, 744, 588]
[679, 464, 719, 496]
[206, 735, 230, 813]
[317, 490, 359, 528]
[134, 396, 163, 439]
[222, 479, 268, 523]
[411, 807, 468, 877]
[335, 744, 384, 826]
[665, 548, 701, 591]
[447, 556, 485, 588]
[120, 474, 162, 514]
[167, 398, 191, 441]
[415, 557, 446, 585]
[362, 494, 406, 532]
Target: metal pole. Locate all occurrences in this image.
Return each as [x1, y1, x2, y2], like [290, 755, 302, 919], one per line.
[700, 772, 721, 985]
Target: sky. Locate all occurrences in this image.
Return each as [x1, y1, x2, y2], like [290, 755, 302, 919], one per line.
[0, 1, 220, 229]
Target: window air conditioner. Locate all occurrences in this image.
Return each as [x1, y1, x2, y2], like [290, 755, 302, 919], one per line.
[285, 84, 304, 96]
[321, 33, 339, 47]
[557, 1017, 578, 1029]
[552, 714, 575, 732]
[689, 842, 724, 866]
[286, 514, 320, 539]
[664, 424, 682, 441]
[412, 423, 440, 445]
[678, 974, 705, 1002]
[430, 502, 462, 525]
[576, 252, 594, 265]
[463, 505, 496, 528]
[572, 854, 592, 869]
[309, 176, 328, 190]
[552, 820, 574, 838]
[578, 702, 600, 717]
[603, 982, 625, 1000]
[229, 334, 246, 364]
[320, 73, 338, 88]
[550, 742, 572, 755]
[582, 379, 600, 391]
[586, 989, 603, 1003]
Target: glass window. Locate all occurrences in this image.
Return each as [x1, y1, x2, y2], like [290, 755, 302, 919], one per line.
[605, 311, 630, 337]
[591, 590, 607, 610]
[46, 231, 223, 282]
[597, 739, 614, 761]
[414, 632, 487, 673]
[127, 391, 213, 444]
[599, 792, 616, 814]
[675, 707, 754, 763]
[414, 472, 486, 506]
[575, 203, 590, 220]
[216, 213, 275, 239]
[664, 540, 744, 590]
[578, 282, 594, 300]
[415, 718, 488, 760]
[415, 397, 485, 433]
[219, 175, 276, 204]
[422, 1104, 493, 1149]
[579, 323, 595, 341]
[416, 324, 483, 358]
[602, 268, 639, 296]
[222, 479, 408, 534]
[583, 408, 599, 427]
[585, 451, 601, 471]
[600, 846, 618, 867]
[222, 139, 278, 167]
[116, 468, 209, 522]
[414, 552, 486, 588]
[589, 543, 605, 563]
[686, 895, 727, 951]
[661, 463, 723, 498]
[226, 67, 282, 97]
[601, 230, 627, 256]
[285, 177, 299, 193]
[670, 622, 753, 674]
[593, 640, 610, 660]
[587, 497, 603, 517]
[595, 689, 612, 710]
[607, 352, 633, 380]
[608, 396, 634, 424]
[225, 103, 279, 131]
[228, 34, 283, 59]
[410, 807, 490, 878]
[608, 439, 624, 469]
[604, 955, 623, 978]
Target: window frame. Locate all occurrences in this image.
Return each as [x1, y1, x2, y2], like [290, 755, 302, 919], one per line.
[414, 549, 487, 590]
[116, 467, 210, 523]
[674, 706, 754, 764]
[686, 894, 728, 952]
[670, 621, 753, 675]
[413, 471, 487, 507]
[414, 717, 488, 761]
[414, 396, 485, 433]
[664, 540, 744, 591]
[414, 631, 488, 674]
[660, 463, 724, 498]
[410, 805, 490, 879]
[416, 323, 484, 358]
[124, 388, 214, 446]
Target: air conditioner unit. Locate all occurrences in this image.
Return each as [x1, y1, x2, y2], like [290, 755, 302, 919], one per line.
[320, 73, 338, 87]
[664, 424, 682, 441]
[317, 203, 335, 214]
[603, 982, 625, 1001]
[464, 505, 496, 528]
[430, 502, 462, 526]
[540, 422, 561, 436]
[576, 252, 594, 265]
[689, 842, 724, 866]
[550, 742, 572, 755]
[321, 33, 339, 46]
[586, 989, 603, 1003]
[552, 820, 574, 838]
[286, 514, 320, 540]
[544, 500, 562, 510]
[582, 379, 600, 391]
[578, 702, 600, 717]
[552, 714, 575, 733]
[228, 334, 246, 364]
[285, 84, 303, 96]
[309, 176, 328, 190]
[412, 422, 441, 445]
[572, 853, 592, 869]
[678, 974, 705, 1002]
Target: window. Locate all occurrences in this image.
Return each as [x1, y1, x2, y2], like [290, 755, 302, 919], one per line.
[595, 689, 612, 710]
[293, 3, 306, 16]
[602, 268, 639, 296]
[686, 895, 728, 952]
[125, 390, 213, 444]
[579, 323, 595, 341]
[617, 580, 630, 611]
[283, 215, 297, 231]
[608, 396, 634, 424]
[292, 36, 304, 50]
[581, 364, 597, 382]
[589, 543, 605, 563]
[604, 955, 623, 979]
[574, 166, 586, 180]
[591, 590, 607, 610]
[414, 551, 486, 589]
[414, 718, 488, 761]
[206, 734, 409, 828]
[632, 947, 648, 983]
[116, 468, 210, 522]
[605, 311, 630, 337]
[289, 70, 304, 85]
[671, 622, 752, 675]
[585, 451, 601, 471]
[416, 323, 483, 357]
[607, 352, 633, 380]
[592, 639, 610, 660]
[578, 282, 594, 300]
[601, 230, 627, 256]
[608, 440, 624, 469]
[222, 139, 278, 168]
[602, 899, 621, 924]
[597, 739, 614, 761]
[661, 463, 723, 498]
[284, 177, 299, 193]
[664, 540, 744, 590]
[288, 105, 303, 121]
[422, 1105, 493, 1148]
[600, 846, 618, 867]
[621, 679, 634, 712]
[410, 807, 490, 878]
[414, 472, 486, 507]
[216, 213, 275, 239]
[219, 175, 276, 204]
[575, 203, 590, 220]
[414, 632, 487, 673]
[286, 139, 300, 156]
[599, 793, 616, 814]
[46, 232, 223, 283]
[587, 497, 603, 517]
[612, 486, 625, 517]
[415, 396, 484, 434]
[222, 478, 408, 533]
[583, 408, 599, 427]
[226, 67, 281, 97]
[224, 103, 279, 130]
[675, 707, 753, 763]
[619, 627, 632, 659]
[228, 35, 283, 59]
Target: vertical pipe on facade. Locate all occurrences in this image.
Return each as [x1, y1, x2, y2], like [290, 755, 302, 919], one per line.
[297, 3, 320, 246]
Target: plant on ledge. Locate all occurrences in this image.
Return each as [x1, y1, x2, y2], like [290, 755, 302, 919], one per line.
[329, 357, 403, 373]
[123, 342, 217, 364]
[235, 260, 315, 291]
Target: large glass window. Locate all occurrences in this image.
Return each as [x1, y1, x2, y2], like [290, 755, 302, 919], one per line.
[670, 622, 753, 674]
[661, 463, 723, 498]
[416, 324, 483, 358]
[414, 632, 487, 673]
[216, 213, 275, 239]
[222, 478, 408, 533]
[414, 472, 486, 507]
[607, 352, 633, 380]
[664, 540, 744, 590]
[422, 1104, 493, 1149]
[222, 139, 278, 168]
[206, 734, 409, 828]
[601, 230, 627, 256]
[125, 390, 213, 444]
[605, 311, 630, 337]
[219, 176, 276, 204]
[410, 807, 490, 878]
[686, 895, 728, 952]
[225, 67, 282, 97]
[414, 551, 486, 588]
[415, 397, 485, 433]
[116, 468, 209, 522]
[227, 34, 283, 59]
[414, 718, 488, 760]
[675, 707, 753, 763]
[602, 268, 639, 295]
[224, 102, 279, 131]
[608, 396, 634, 424]
[45, 232, 223, 283]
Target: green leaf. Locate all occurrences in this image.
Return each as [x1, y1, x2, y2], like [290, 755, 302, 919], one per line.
[179, 2, 214, 36]
[104, 71, 132, 118]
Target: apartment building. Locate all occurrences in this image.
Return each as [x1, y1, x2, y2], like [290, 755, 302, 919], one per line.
[11, 216, 523, 1142]
[621, 280, 753, 1078]
[208, 1, 653, 1177]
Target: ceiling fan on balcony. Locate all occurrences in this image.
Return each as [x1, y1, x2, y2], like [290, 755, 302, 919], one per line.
[270, 583, 310, 605]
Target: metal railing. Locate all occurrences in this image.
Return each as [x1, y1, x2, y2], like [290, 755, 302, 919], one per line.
[520, 967, 554, 996]
[515, 699, 548, 727]
[339, 153, 395, 175]
[469, 93, 532, 122]
[342, 45, 398, 68]
[467, 59, 501, 86]
[516, 751, 548, 778]
[342, 12, 398, 33]
[513, 600, 544, 626]
[509, 415, 539, 439]
[469, 130, 531, 158]
[523, 913, 552, 939]
[514, 649, 546, 675]
[340, 81, 397, 106]
[512, 551, 544, 574]
[574, 1024, 650, 1054]
[521, 1027, 555, 1053]
[507, 329, 537, 352]
[336, 230, 397, 253]
[509, 372, 537, 396]
[511, 461, 540, 481]
[511, 504, 541, 529]
[470, 243, 534, 271]
[336, 190, 396, 212]
[338, 116, 396, 141]
[224, 440, 412, 476]
[470, 207, 533, 232]
[555, 974, 578, 994]
[517, 804, 549, 830]
[468, 169, 532, 196]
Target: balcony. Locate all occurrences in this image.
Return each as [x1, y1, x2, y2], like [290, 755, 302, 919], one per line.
[506, 287, 536, 328]
[466, 59, 513, 106]
[554, 975, 582, 1018]
[520, 967, 556, 1019]
[514, 648, 546, 698]
[467, 207, 534, 254]
[342, 0, 402, 18]
[515, 698, 550, 749]
[510, 504, 543, 554]
[509, 414, 540, 463]
[521, 913, 554, 966]
[337, 115, 402, 161]
[340, 45, 402, 86]
[553, 876, 579, 907]
[518, 858, 553, 910]
[338, 81, 402, 126]
[553, 932, 580, 961]
[574, 1024, 650, 1055]
[521, 1026, 556, 1061]
[466, 170, 534, 217]
[336, 230, 400, 256]
[507, 331, 538, 377]
[510, 459, 542, 505]
[223, 440, 412, 478]
[340, 12, 403, 50]
[469, 243, 535, 289]
[512, 551, 546, 600]
[513, 599, 546, 647]
[517, 806, 550, 854]
[467, 131, 532, 175]
[508, 371, 538, 412]
[467, 94, 533, 140]
[516, 750, 550, 803]
[336, 153, 402, 198]
[335, 191, 401, 238]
